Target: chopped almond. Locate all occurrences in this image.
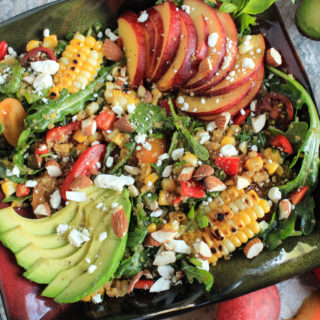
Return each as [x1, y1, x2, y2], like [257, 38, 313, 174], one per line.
[178, 167, 194, 181]
[45, 160, 62, 178]
[81, 118, 97, 137]
[34, 202, 51, 218]
[193, 164, 214, 180]
[103, 38, 123, 62]
[266, 47, 282, 67]
[70, 176, 93, 190]
[235, 175, 251, 190]
[204, 176, 226, 192]
[214, 112, 231, 130]
[244, 238, 264, 259]
[111, 206, 128, 238]
[279, 199, 291, 220]
[113, 117, 134, 132]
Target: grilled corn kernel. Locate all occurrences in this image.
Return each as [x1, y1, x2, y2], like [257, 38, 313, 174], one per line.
[227, 125, 241, 136]
[76, 143, 87, 154]
[84, 36, 96, 48]
[26, 40, 41, 52]
[158, 190, 173, 206]
[263, 148, 282, 164]
[221, 136, 236, 146]
[246, 156, 264, 172]
[264, 161, 279, 175]
[147, 223, 157, 233]
[181, 152, 198, 167]
[73, 130, 87, 143]
[144, 173, 159, 186]
[43, 35, 58, 49]
[2, 180, 17, 197]
[161, 178, 176, 192]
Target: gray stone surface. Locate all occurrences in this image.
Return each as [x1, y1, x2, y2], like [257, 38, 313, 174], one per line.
[0, 1, 319, 320]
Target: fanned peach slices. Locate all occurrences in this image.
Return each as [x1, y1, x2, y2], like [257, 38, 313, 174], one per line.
[117, 0, 266, 118]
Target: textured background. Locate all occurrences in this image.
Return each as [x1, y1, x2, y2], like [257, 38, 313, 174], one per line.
[0, 0, 319, 319]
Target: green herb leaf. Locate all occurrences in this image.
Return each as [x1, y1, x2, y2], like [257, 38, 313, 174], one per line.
[0, 122, 4, 135]
[219, 2, 239, 13]
[3, 194, 31, 203]
[111, 140, 136, 175]
[242, 0, 277, 15]
[102, 142, 115, 173]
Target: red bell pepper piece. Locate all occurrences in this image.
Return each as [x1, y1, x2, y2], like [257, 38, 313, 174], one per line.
[215, 156, 239, 176]
[46, 121, 81, 144]
[314, 268, 320, 281]
[35, 143, 49, 155]
[172, 195, 182, 204]
[290, 185, 309, 205]
[180, 181, 205, 199]
[95, 110, 116, 131]
[233, 108, 250, 125]
[134, 280, 155, 290]
[21, 46, 57, 66]
[60, 144, 106, 200]
[0, 41, 8, 60]
[16, 183, 30, 198]
[270, 134, 293, 154]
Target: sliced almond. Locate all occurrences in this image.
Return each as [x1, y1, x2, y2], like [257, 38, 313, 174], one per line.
[113, 117, 134, 133]
[111, 206, 128, 238]
[279, 199, 291, 220]
[144, 90, 153, 103]
[151, 230, 176, 243]
[45, 160, 62, 177]
[214, 112, 231, 130]
[193, 241, 212, 258]
[193, 164, 214, 180]
[204, 176, 226, 192]
[144, 234, 161, 247]
[178, 167, 194, 181]
[252, 113, 266, 133]
[81, 118, 97, 137]
[153, 251, 176, 266]
[235, 175, 251, 190]
[34, 202, 51, 218]
[70, 176, 93, 190]
[103, 38, 123, 62]
[266, 47, 282, 67]
[244, 237, 264, 259]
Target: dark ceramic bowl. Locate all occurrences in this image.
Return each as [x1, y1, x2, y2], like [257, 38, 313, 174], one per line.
[0, 1, 319, 320]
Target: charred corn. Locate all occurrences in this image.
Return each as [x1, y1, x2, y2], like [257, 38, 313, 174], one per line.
[50, 33, 103, 98]
[182, 187, 270, 265]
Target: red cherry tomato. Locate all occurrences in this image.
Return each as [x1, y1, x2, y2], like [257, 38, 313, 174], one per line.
[95, 110, 116, 131]
[270, 134, 293, 154]
[0, 41, 8, 60]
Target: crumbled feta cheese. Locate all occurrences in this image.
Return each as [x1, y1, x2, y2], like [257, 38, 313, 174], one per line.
[181, 4, 191, 14]
[97, 31, 103, 39]
[106, 156, 114, 168]
[181, 102, 189, 111]
[88, 264, 97, 274]
[193, 240, 212, 258]
[177, 96, 184, 104]
[250, 100, 257, 111]
[150, 209, 163, 217]
[240, 109, 246, 115]
[7, 47, 17, 57]
[66, 191, 87, 202]
[242, 57, 255, 69]
[94, 174, 134, 191]
[157, 265, 174, 279]
[164, 239, 191, 254]
[96, 202, 103, 209]
[251, 145, 258, 151]
[25, 180, 38, 188]
[137, 10, 149, 23]
[162, 165, 172, 178]
[43, 28, 50, 37]
[127, 104, 136, 114]
[124, 165, 140, 175]
[92, 293, 103, 304]
[105, 28, 118, 41]
[196, 258, 210, 271]
[99, 231, 108, 241]
[150, 277, 171, 292]
[268, 187, 282, 203]
[206, 121, 217, 132]
[33, 73, 53, 91]
[112, 105, 124, 117]
[134, 133, 147, 144]
[199, 132, 210, 145]
[85, 257, 91, 263]
[208, 33, 219, 48]
[50, 190, 61, 209]
[171, 148, 184, 161]
[143, 142, 152, 151]
[56, 223, 69, 235]
[31, 60, 59, 75]
[201, 98, 206, 104]
[22, 75, 35, 85]
[220, 144, 238, 157]
[68, 229, 90, 247]
[252, 113, 266, 133]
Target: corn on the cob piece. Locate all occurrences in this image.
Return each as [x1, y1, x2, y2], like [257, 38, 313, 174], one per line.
[50, 33, 103, 99]
[181, 187, 270, 265]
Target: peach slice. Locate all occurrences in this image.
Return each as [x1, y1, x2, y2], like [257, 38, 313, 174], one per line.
[176, 75, 255, 117]
[150, 1, 181, 83]
[194, 15, 209, 63]
[118, 11, 146, 88]
[199, 65, 264, 121]
[185, 11, 238, 95]
[182, 0, 226, 89]
[202, 34, 265, 96]
[156, 11, 198, 91]
[144, 8, 163, 81]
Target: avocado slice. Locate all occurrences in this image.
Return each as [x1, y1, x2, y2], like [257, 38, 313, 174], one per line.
[23, 196, 109, 283]
[296, 0, 320, 40]
[15, 243, 78, 270]
[41, 188, 131, 301]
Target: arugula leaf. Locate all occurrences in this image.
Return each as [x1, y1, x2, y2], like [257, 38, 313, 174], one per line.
[0, 122, 4, 135]
[219, 2, 239, 13]
[111, 140, 136, 175]
[181, 260, 214, 292]
[3, 194, 31, 203]
[168, 99, 209, 161]
[0, 61, 24, 95]
[242, 0, 277, 14]
[129, 103, 166, 134]
[267, 67, 320, 195]
[102, 142, 115, 173]
[0, 161, 26, 183]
